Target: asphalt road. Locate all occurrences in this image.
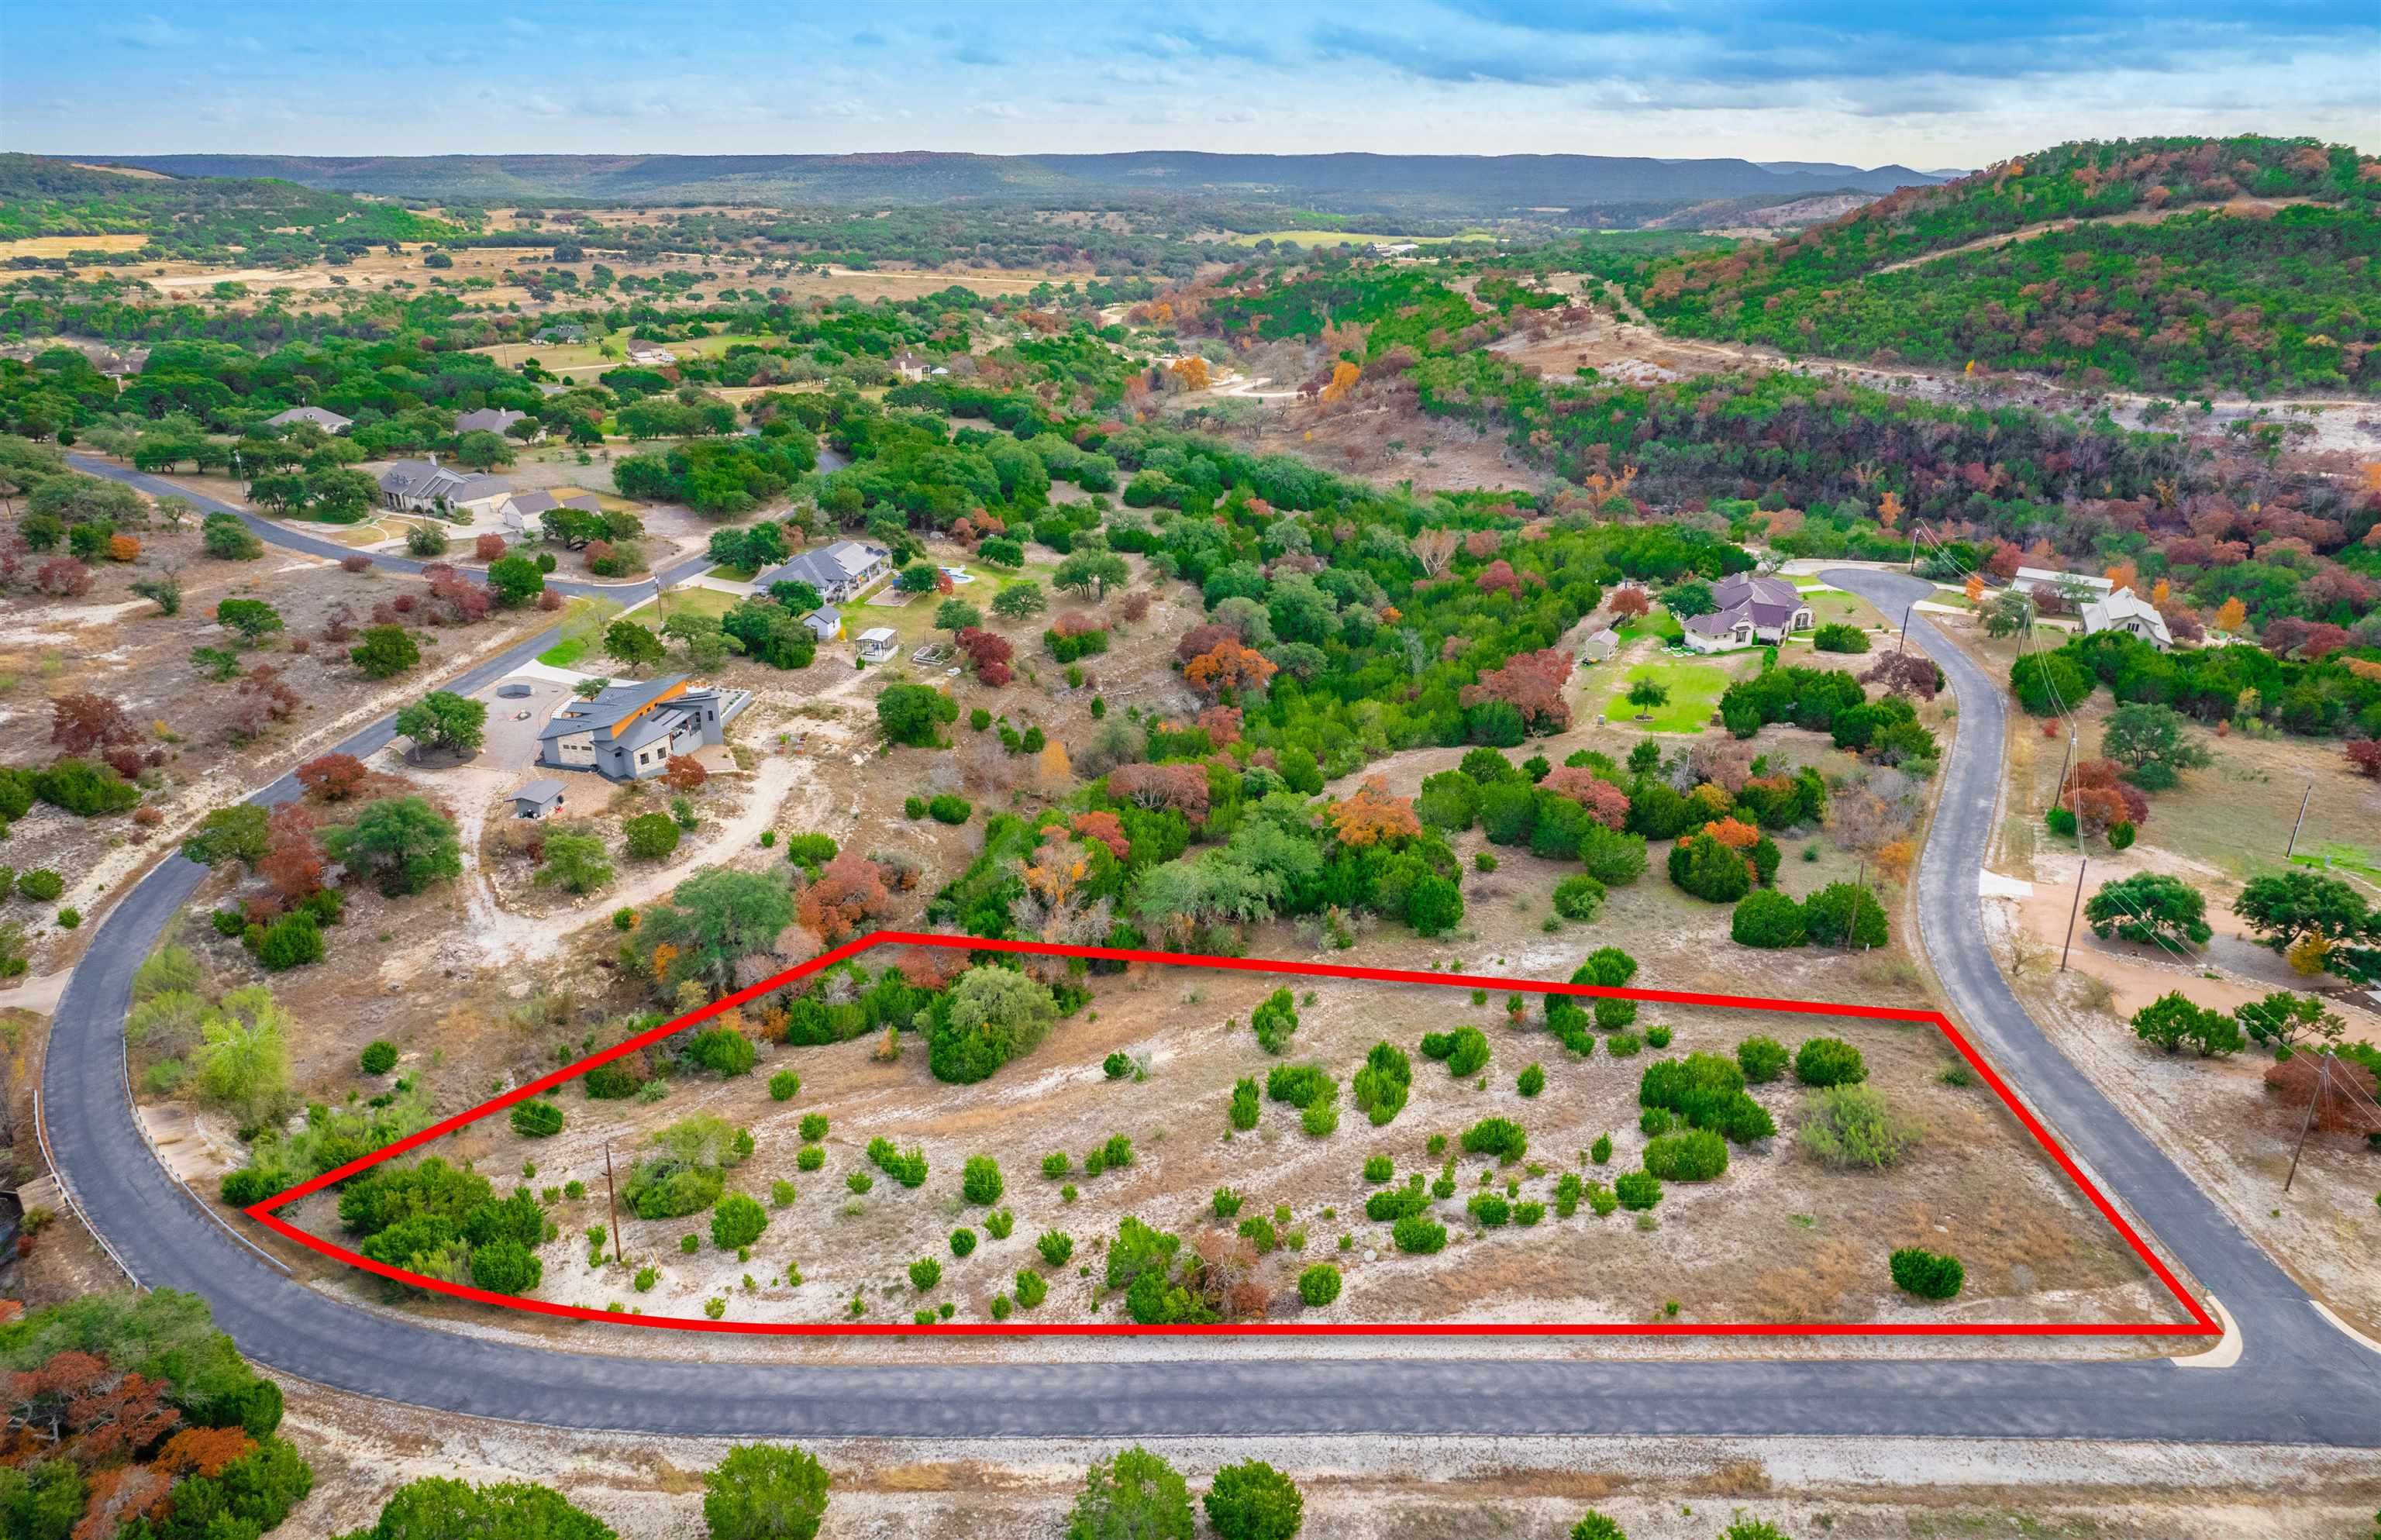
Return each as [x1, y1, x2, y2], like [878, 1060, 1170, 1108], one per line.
[30, 530, 2381, 1441]
[67, 453, 714, 601]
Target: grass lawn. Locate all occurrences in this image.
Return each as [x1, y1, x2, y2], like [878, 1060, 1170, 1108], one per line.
[706, 562, 760, 583]
[533, 598, 619, 670]
[627, 586, 738, 636]
[1616, 610, 1684, 643]
[1601, 659, 1739, 733]
[537, 636, 589, 668]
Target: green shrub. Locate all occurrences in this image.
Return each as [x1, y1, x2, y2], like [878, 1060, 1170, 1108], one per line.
[1794, 1037, 1868, 1087]
[1297, 1263, 1342, 1307]
[1553, 1172, 1583, 1218]
[1391, 1213, 1447, 1253]
[796, 1145, 825, 1171]
[1229, 1077, 1261, 1130]
[509, 1099, 564, 1138]
[1802, 881, 1889, 948]
[1104, 1051, 1132, 1079]
[1043, 1151, 1073, 1178]
[1668, 831, 1752, 902]
[1015, 1270, 1049, 1308]
[1204, 1462, 1303, 1540]
[927, 794, 972, 825]
[1517, 1063, 1545, 1097]
[1639, 1106, 1672, 1136]
[1642, 1128, 1729, 1181]
[1586, 1182, 1620, 1217]
[950, 1228, 977, 1256]
[623, 812, 681, 860]
[798, 1112, 829, 1140]
[256, 911, 325, 970]
[1363, 1155, 1394, 1183]
[1614, 1170, 1662, 1211]
[360, 1039, 398, 1075]
[768, 1070, 801, 1101]
[1238, 1214, 1279, 1253]
[1212, 1187, 1245, 1219]
[1730, 889, 1807, 948]
[1466, 1193, 1510, 1226]
[1461, 1116, 1528, 1163]
[1736, 1036, 1787, 1083]
[908, 1256, 942, 1292]
[904, 795, 928, 818]
[1037, 1230, 1075, 1267]
[1419, 1025, 1489, 1077]
[711, 1192, 767, 1250]
[962, 1155, 1004, 1205]
[1552, 873, 1606, 921]
[1889, 1246, 1964, 1300]
[1570, 1511, 1628, 1540]
[986, 1208, 1014, 1240]
[1250, 988, 1299, 1053]
[687, 1027, 756, 1077]
[1352, 1041, 1411, 1125]
[1799, 1085, 1919, 1170]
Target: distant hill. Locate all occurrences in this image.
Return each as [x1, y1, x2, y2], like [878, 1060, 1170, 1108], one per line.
[1623, 134, 2381, 396]
[60, 150, 1950, 215]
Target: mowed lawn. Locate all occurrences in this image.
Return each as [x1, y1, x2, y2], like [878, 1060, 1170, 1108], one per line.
[1601, 659, 1739, 733]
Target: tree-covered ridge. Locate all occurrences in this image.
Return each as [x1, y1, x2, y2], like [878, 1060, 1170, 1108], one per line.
[1617, 136, 2381, 394]
[1645, 203, 2381, 395]
[0, 154, 466, 259]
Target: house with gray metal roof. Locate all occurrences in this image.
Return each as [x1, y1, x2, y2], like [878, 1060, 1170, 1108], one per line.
[510, 779, 568, 818]
[754, 539, 892, 605]
[536, 675, 751, 781]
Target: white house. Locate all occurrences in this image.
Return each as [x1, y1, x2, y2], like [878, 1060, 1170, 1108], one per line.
[1678, 573, 1814, 654]
[265, 405, 353, 434]
[498, 487, 605, 534]
[1579, 628, 1619, 663]
[624, 339, 677, 366]
[2080, 587, 2174, 650]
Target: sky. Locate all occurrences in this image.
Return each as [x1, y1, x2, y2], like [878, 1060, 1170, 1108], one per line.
[2, 1, 2372, 167]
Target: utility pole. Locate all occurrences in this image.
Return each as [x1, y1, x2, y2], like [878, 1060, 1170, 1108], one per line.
[1897, 604, 1913, 655]
[2060, 856, 2087, 971]
[2283, 1052, 2332, 1193]
[2053, 729, 2076, 811]
[2283, 780, 2313, 860]
[603, 1139, 624, 1266]
[1849, 858, 1865, 953]
[1907, 527, 1920, 572]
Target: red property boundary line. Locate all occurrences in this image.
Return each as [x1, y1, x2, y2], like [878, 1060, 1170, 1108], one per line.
[246, 931, 2217, 1339]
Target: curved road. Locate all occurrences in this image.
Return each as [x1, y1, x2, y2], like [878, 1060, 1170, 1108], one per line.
[36, 524, 2381, 1440]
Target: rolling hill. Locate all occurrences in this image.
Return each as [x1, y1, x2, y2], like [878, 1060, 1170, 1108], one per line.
[58, 150, 1948, 216]
[1621, 135, 2381, 396]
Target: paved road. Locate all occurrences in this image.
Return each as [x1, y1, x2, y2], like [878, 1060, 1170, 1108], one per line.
[67, 453, 714, 602]
[32, 544, 2381, 1441]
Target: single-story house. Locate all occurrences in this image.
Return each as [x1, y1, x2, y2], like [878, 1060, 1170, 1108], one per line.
[624, 339, 677, 365]
[265, 405, 353, 434]
[1679, 573, 1814, 654]
[891, 348, 930, 383]
[536, 323, 587, 344]
[510, 779, 567, 818]
[377, 455, 512, 517]
[856, 627, 899, 663]
[800, 608, 842, 642]
[499, 487, 605, 534]
[536, 675, 752, 782]
[755, 539, 893, 605]
[2011, 566, 2113, 606]
[456, 407, 545, 443]
[2081, 587, 2174, 650]
[1578, 628, 1619, 664]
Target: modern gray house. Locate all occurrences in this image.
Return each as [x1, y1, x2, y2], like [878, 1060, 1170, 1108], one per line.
[536, 675, 751, 781]
[753, 539, 893, 605]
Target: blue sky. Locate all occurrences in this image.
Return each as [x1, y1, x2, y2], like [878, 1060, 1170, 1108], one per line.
[2, 1, 2372, 166]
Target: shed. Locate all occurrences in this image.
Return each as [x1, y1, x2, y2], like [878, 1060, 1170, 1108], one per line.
[800, 608, 842, 641]
[510, 779, 567, 819]
[856, 626, 898, 661]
